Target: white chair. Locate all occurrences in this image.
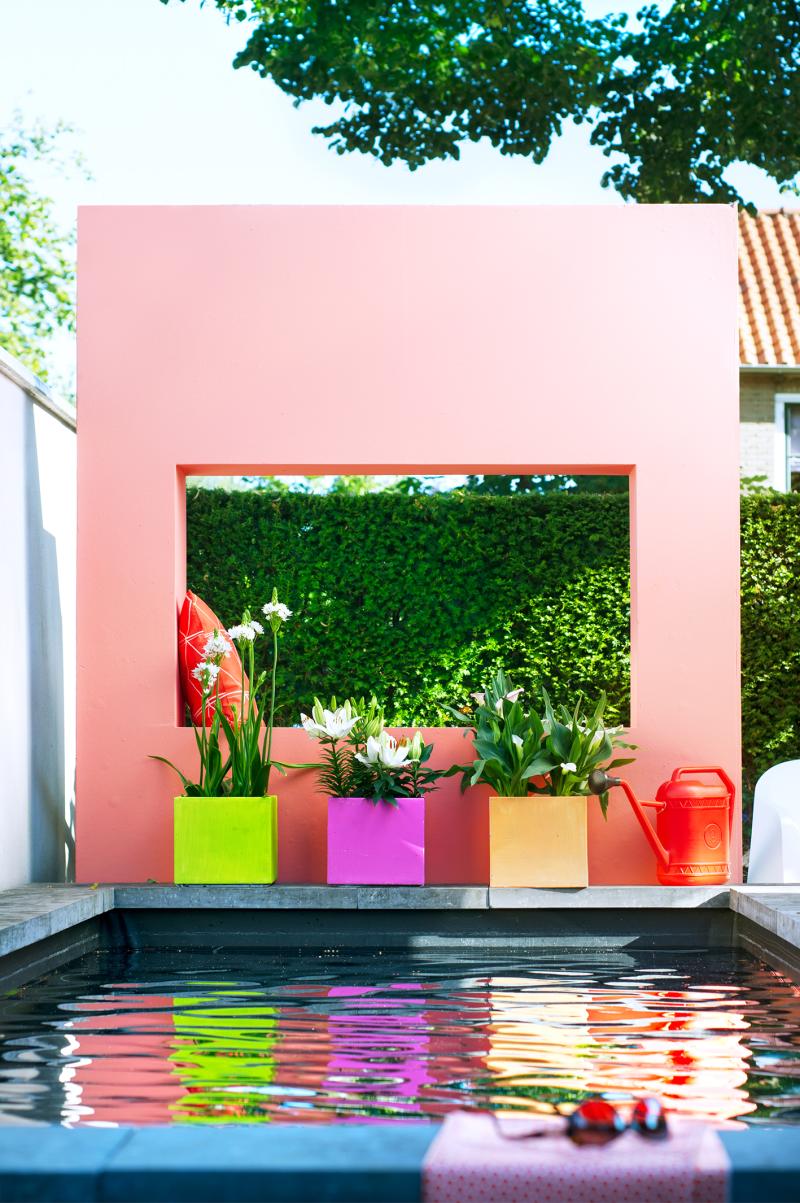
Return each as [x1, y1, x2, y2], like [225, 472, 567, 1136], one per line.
[748, 759, 800, 882]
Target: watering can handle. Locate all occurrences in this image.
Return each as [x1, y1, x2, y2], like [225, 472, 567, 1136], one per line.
[669, 767, 736, 836]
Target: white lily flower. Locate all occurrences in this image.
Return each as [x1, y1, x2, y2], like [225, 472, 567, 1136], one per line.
[560, 761, 577, 773]
[301, 707, 360, 740]
[511, 734, 524, 749]
[471, 691, 486, 706]
[355, 732, 410, 770]
[406, 731, 425, 762]
[493, 688, 524, 713]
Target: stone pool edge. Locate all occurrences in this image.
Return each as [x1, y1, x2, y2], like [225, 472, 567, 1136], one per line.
[1, 1123, 800, 1202]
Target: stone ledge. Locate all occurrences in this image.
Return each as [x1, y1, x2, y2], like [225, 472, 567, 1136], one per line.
[114, 884, 361, 910]
[113, 884, 730, 910]
[1, 884, 800, 964]
[0, 886, 114, 957]
[488, 886, 731, 909]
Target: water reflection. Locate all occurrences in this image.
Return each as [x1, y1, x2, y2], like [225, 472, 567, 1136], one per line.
[0, 950, 798, 1126]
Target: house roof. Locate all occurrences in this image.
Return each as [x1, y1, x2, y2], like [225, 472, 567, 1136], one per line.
[739, 210, 800, 366]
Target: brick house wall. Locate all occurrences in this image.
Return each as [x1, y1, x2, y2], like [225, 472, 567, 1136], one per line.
[740, 371, 800, 486]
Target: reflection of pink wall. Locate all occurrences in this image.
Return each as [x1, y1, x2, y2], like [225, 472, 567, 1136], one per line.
[67, 996, 183, 1124]
[76, 206, 740, 884]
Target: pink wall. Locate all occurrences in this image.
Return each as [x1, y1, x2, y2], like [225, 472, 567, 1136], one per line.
[76, 206, 740, 884]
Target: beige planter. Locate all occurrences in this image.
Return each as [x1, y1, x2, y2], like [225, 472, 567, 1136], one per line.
[489, 795, 588, 887]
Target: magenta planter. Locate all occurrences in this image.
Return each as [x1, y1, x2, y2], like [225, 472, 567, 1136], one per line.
[327, 797, 425, 885]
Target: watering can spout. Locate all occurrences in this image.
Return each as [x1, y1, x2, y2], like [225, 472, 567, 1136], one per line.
[588, 770, 671, 871]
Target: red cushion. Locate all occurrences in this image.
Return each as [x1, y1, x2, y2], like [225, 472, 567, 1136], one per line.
[178, 591, 248, 725]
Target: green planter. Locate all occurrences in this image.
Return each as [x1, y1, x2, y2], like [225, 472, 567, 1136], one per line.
[174, 796, 277, 884]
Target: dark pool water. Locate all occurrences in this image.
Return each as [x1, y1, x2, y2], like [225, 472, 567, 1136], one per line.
[1, 948, 799, 1127]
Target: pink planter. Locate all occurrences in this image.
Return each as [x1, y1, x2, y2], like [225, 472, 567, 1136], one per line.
[327, 797, 425, 885]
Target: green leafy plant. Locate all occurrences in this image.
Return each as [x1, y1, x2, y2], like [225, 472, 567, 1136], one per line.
[534, 688, 636, 816]
[445, 670, 635, 813]
[300, 695, 384, 798]
[443, 669, 550, 798]
[301, 696, 446, 804]
[153, 589, 304, 796]
[151, 628, 232, 797]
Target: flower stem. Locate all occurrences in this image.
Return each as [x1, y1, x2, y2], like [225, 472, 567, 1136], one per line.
[264, 628, 278, 793]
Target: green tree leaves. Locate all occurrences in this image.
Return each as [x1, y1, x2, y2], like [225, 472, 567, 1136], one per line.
[166, 0, 800, 205]
[0, 117, 85, 381]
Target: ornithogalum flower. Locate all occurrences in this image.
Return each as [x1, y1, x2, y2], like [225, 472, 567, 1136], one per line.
[202, 631, 233, 660]
[227, 620, 263, 642]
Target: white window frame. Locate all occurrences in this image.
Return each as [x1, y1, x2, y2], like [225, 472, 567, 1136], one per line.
[773, 393, 800, 491]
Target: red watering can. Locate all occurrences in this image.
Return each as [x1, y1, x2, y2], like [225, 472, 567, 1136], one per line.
[590, 767, 735, 886]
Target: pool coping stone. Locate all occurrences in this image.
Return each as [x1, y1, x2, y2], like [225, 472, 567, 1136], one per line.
[1, 1125, 800, 1202]
[2, 885, 800, 962]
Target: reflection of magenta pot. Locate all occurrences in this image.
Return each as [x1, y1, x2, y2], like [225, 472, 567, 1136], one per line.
[327, 797, 425, 885]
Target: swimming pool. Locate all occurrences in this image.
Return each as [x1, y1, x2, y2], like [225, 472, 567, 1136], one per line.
[2, 946, 798, 1127]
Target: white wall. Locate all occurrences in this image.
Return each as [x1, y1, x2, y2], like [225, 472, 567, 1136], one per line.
[0, 350, 76, 888]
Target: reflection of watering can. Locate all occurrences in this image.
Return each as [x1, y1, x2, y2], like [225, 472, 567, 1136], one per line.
[589, 767, 735, 885]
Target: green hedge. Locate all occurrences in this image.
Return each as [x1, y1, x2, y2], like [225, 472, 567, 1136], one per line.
[186, 489, 800, 810]
[741, 494, 800, 800]
[187, 491, 631, 728]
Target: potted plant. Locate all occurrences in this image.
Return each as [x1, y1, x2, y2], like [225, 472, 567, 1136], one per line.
[301, 696, 445, 885]
[445, 671, 635, 887]
[153, 589, 294, 884]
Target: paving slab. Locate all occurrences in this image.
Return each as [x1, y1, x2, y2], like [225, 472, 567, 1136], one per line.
[489, 886, 731, 909]
[731, 887, 800, 957]
[101, 1123, 435, 1202]
[721, 1127, 800, 1202]
[0, 886, 114, 957]
[0, 1126, 130, 1202]
[357, 887, 488, 909]
[114, 884, 360, 909]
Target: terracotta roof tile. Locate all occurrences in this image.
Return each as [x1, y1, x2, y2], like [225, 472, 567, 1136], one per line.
[740, 210, 800, 365]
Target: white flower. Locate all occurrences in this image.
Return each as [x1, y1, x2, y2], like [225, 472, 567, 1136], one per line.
[560, 762, 577, 773]
[493, 688, 524, 714]
[511, 734, 524, 749]
[301, 707, 360, 741]
[471, 691, 486, 706]
[192, 661, 220, 686]
[355, 732, 410, 770]
[406, 731, 425, 762]
[228, 620, 263, 642]
[202, 631, 232, 660]
[262, 601, 292, 622]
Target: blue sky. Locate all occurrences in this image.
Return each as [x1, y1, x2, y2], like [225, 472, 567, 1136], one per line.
[0, 0, 792, 387]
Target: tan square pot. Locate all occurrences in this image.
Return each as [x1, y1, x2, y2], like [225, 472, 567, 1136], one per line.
[489, 795, 588, 887]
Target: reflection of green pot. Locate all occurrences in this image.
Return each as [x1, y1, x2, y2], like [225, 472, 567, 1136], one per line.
[170, 996, 278, 1123]
[174, 796, 277, 883]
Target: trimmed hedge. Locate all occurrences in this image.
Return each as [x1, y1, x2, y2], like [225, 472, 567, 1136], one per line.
[741, 494, 800, 801]
[186, 491, 631, 728]
[186, 489, 800, 812]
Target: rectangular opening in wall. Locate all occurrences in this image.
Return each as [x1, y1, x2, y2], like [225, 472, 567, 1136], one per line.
[183, 472, 631, 728]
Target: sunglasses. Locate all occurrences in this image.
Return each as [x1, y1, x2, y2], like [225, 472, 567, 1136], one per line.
[487, 1096, 668, 1147]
